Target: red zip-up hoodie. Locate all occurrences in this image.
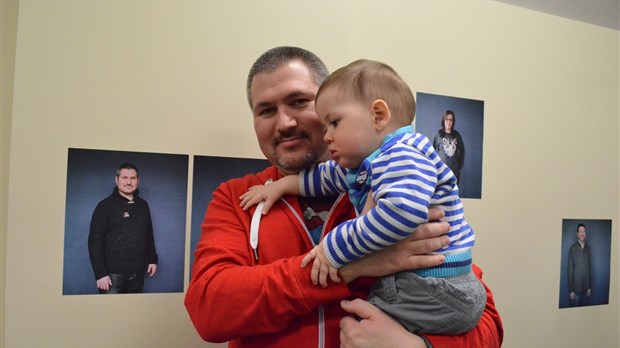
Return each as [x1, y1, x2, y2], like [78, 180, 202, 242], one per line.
[185, 166, 503, 347]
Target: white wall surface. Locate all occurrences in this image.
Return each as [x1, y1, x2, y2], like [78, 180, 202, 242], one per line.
[3, 0, 618, 347]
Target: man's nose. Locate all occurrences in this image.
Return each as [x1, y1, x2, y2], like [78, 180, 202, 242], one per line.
[275, 108, 297, 130]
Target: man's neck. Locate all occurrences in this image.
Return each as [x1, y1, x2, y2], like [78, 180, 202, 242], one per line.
[118, 191, 134, 201]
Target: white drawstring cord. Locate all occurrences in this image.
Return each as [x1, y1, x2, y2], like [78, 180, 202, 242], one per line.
[249, 179, 272, 260]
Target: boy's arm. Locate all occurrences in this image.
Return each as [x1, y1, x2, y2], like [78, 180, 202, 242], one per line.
[239, 174, 300, 213]
[300, 161, 349, 197]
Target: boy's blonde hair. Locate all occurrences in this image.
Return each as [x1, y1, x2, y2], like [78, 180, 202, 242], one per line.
[316, 59, 416, 126]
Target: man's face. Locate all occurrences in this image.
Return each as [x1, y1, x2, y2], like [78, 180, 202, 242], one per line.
[115, 168, 139, 197]
[577, 226, 587, 243]
[250, 60, 328, 175]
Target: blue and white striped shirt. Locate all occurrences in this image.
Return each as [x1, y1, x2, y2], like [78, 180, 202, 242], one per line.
[300, 126, 474, 278]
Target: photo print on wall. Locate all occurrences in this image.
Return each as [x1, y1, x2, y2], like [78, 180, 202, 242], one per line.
[189, 155, 270, 275]
[415, 92, 484, 199]
[558, 218, 611, 309]
[63, 148, 188, 295]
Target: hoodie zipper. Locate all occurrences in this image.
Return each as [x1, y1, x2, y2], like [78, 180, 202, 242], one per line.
[251, 186, 347, 348]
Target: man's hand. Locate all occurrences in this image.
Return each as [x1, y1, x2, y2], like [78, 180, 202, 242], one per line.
[339, 299, 426, 348]
[339, 208, 450, 283]
[96, 275, 112, 291]
[147, 264, 157, 277]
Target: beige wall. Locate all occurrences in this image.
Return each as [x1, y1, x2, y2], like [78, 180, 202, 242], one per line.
[1, 0, 19, 345]
[2, 0, 618, 347]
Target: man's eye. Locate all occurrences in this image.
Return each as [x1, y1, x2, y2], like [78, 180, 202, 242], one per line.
[256, 107, 275, 117]
[293, 99, 310, 107]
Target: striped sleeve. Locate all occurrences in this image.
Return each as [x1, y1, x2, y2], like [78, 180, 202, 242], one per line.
[322, 144, 437, 267]
[299, 161, 349, 197]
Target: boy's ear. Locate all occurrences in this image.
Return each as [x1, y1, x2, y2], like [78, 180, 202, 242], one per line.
[371, 99, 391, 131]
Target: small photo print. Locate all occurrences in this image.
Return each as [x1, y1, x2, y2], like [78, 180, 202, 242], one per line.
[415, 92, 484, 199]
[63, 148, 188, 295]
[189, 155, 270, 275]
[558, 219, 612, 308]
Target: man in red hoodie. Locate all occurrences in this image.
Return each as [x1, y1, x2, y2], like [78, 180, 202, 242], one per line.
[185, 46, 503, 347]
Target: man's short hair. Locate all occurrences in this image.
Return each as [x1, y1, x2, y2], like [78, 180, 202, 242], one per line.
[116, 162, 139, 177]
[246, 46, 329, 108]
[577, 223, 586, 232]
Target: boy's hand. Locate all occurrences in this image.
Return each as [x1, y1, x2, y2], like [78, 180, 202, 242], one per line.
[301, 246, 317, 268]
[239, 184, 281, 214]
[302, 244, 340, 287]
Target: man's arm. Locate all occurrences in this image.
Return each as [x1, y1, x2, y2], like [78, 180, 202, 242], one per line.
[144, 202, 158, 266]
[185, 182, 350, 342]
[340, 298, 426, 348]
[340, 299, 427, 348]
[184, 180, 452, 343]
[587, 245, 592, 294]
[339, 208, 450, 283]
[457, 131, 465, 170]
[567, 246, 575, 293]
[88, 202, 109, 281]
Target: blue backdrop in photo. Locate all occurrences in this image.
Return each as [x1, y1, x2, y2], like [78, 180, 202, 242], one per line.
[189, 156, 270, 275]
[63, 148, 188, 295]
[415, 92, 484, 199]
[558, 219, 611, 308]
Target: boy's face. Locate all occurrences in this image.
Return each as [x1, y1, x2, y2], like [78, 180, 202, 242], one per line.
[315, 88, 383, 168]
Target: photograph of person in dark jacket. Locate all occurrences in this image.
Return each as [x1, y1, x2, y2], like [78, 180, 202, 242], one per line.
[567, 223, 592, 307]
[433, 110, 465, 184]
[415, 93, 484, 199]
[559, 219, 611, 309]
[88, 162, 158, 294]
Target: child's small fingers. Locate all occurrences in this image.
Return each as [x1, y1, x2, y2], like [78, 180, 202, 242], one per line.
[319, 263, 329, 288]
[240, 198, 255, 210]
[329, 267, 340, 283]
[261, 201, 273, 215]
[301, 255, 311, 268]
[311, 264, 319, 285]
[301, 249, 317, 268]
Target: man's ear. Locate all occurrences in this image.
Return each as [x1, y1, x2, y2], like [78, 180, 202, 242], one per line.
[371, 99, 391, 131]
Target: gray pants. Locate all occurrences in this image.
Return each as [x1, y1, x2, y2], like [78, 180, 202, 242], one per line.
[368, 270, 486, 335]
